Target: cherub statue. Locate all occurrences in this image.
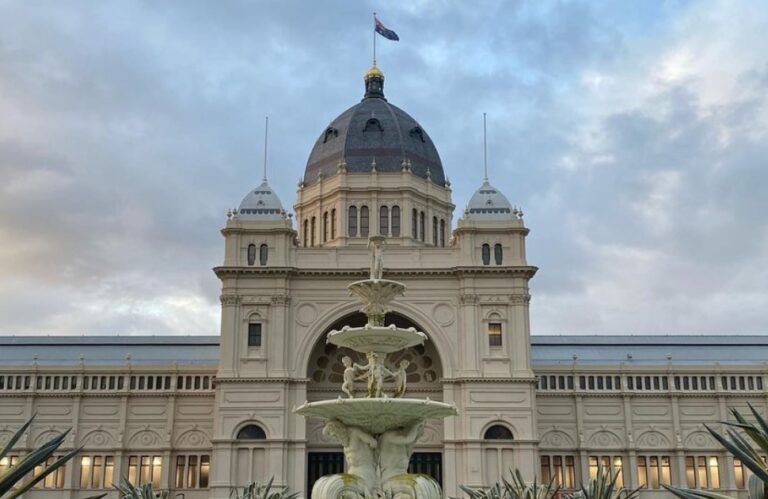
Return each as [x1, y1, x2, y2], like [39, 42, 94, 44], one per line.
[391, 359, 409, 398]
[341, 356, 362, 398]
[355, 351, 393, 398]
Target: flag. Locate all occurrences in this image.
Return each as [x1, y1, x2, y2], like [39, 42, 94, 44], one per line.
[375, 16, 399, 41]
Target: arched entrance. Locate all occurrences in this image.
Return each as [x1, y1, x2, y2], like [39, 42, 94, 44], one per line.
[304, 312, 445, 494]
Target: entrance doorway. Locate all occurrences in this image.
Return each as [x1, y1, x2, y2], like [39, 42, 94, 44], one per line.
[409, 452, 443, 486]
[307, 452, 343, 498]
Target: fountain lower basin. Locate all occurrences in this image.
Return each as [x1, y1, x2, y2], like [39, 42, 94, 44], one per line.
[295, 398, 457, 435]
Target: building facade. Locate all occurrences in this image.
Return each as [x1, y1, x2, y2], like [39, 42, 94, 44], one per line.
[0, 66, 766, 499]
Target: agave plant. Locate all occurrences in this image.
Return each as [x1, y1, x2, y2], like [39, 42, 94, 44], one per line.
[572, 468, 641, 499]
[460, 468, 559, 499]
[0, 414, 97, 499]
[664, 403, 768, 499]
[230, 478, 300, 499]
[114, 477, 169, 499]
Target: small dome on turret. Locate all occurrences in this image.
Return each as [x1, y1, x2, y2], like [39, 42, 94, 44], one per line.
[465, 180, 515, 220]
[234, 181, 286, 220]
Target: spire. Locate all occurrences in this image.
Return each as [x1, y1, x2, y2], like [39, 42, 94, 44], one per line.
[262, 116, 269, 182]
[483, 112, 488, 182]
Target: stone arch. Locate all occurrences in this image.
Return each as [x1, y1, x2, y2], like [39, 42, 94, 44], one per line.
[80, 429, 117, 449]
[33, 430, 64, 447]
[127, 429, 162, 448]
[684, 430, 718, 449]
[305, 311, 444, 400]
[636, 430, 671, 449]
[0, 431, 13, 447]
[587, 430, 624, 449]
[296, 300, 455, 380]
[539, 430, 576, 449]
[175, 428, 211, 448]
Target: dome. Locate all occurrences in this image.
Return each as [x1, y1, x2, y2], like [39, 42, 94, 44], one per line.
[465, 180, 515, 220]
[303, 66, 445, 186]
[234, 181, 286, 220]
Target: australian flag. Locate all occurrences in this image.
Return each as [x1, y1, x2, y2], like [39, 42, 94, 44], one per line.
[375, 16, 399, 41]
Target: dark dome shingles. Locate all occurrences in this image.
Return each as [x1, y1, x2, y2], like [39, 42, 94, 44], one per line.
[304, 98, 445, 186]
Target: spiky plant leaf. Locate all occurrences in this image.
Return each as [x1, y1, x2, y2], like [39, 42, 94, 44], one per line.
[229, 478, 300, 499]
[663, 484, 737, 499]
[114, 477, 169, 499]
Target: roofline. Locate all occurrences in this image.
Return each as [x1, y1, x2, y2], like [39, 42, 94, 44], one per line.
[0, 335, 220, 346]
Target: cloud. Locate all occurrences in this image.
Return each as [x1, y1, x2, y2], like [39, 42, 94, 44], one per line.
[0, 0, 766, 334]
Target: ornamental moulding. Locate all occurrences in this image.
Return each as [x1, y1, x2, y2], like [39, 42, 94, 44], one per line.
[219, 294, 241, 306]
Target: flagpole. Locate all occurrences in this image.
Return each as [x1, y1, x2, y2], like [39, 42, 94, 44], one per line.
[372, 12, 377, 65]
[483, 112, 488, 182]
[263, 116, 269, 182]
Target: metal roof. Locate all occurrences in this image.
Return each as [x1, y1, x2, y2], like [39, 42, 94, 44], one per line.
[0, 335, 766, 368]
[531, 335, 768, 366]
[0, 335, 219, 367]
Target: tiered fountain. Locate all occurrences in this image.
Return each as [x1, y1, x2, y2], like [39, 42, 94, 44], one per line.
[295, 236, 458, 498]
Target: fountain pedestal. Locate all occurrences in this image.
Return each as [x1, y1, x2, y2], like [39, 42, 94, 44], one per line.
[294, 237, 457, 498]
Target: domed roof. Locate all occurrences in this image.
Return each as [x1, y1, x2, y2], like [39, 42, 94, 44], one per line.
[303, 66, 445, 186]
[234, 181, 286, 220]
[465, 180, 515, 220]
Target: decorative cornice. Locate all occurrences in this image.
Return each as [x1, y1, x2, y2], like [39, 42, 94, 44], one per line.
[219, 294, 241, 306]
[270, 295, 291, 306]
[442, 377, 538, 384]
[214, 377, 310, 384]
[510, 293, 531, 305]
[459, 294, 479, 305]
[214, 266, 538, 279]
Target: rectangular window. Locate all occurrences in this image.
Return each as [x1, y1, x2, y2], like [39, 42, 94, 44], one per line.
[176, 456, 186, 488]
[735, 458, 746, 489]
[685, 455, 721, 489]
[92, 456, 103, 489]
[129, 455, 162, 486]
[81, 456, 92, 488]
[541, 456, 551, 483]
[175, 454, 211, 489]
[638, 456, 671, 489]
[36, 456, 66, 489]
[553, 456, 563, 486]
[488, 322, 502, 347]
[588, 455, 623, 485]
[637, 457, 647, 488]
[104, 456, 114, 488]
[248, 323, 262, 347]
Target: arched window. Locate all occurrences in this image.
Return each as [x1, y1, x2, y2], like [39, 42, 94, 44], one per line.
[360, 206, 369, 237]
[440, 219, 446, 247]
[380, 206, 389, 235]
[481, 244, 491, 265]
[247, 244, 256, 266]
[432, 217, 438, 245]
[259, 244, 268, 266]
[303, 220, 309, 247]
[391, 206, 401, 237]
[331, 209, 336, 239]
[494, 243, 503, 265]
[412, 209, 418, 239]
[484, 424, 513, 440]
[323, 211, 329, 242]
[236, 424, 266, 440]
[311, 216, 316, 247]
[419, 212, 425, 241]
[349, 206, 358, 237]
[488, 321, 502, 347]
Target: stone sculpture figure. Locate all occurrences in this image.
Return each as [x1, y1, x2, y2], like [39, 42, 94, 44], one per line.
[391, 360, 409, 398]
[368, 236, 385, 280]
[356, 351, 393, 398]
[341, 356, 360, 399]
[378, 420, 425, 482]
[322, 419, 378, 489]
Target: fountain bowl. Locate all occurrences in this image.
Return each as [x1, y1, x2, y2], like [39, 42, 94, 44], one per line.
[347, 279, 407, 316]
[327, 324, 427, 353]
[295, 398, 457, 435]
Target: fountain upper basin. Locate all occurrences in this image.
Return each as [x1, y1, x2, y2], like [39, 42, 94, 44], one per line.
[327, 324, 427, 353]
[295, 398, 457, 435]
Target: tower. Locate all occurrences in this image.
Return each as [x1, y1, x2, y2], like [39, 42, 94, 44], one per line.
[211, 65, 537, 497]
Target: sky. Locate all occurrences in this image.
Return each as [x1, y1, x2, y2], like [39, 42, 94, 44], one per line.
[0, 0, 766, 335]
